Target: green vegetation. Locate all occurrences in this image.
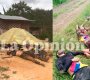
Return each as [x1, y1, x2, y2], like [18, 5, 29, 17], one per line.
[1, 74, 10, 79]
[0, 67, 9, 72]
[53, 9, 67, 18]
[53, 3, 90, 80]
[53, 0, 68, 6]
[53, 0, 86, 18]
[0, 66, 10, 80]
[54, 3, 90, 42]
[2, 1, 52, 41]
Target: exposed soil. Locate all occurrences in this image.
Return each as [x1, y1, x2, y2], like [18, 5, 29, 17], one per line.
[0, 55, 52, 80]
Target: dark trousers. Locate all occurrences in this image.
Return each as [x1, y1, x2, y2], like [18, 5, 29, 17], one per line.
[74, 67, 90, 80]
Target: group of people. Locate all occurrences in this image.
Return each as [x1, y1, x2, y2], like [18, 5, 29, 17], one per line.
[56, 26, 90, 80]
[0, 43, 49, 66]
[56, 49, 90, 80]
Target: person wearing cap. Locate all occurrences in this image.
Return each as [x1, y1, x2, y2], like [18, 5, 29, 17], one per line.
[56, 50, 90, 80]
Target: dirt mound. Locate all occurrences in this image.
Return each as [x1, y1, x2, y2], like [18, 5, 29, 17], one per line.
[0, 28, 41, 44]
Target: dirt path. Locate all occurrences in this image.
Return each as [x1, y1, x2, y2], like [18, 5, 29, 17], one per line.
[0, 57, 52, 80]
[53, 0, 89, 33]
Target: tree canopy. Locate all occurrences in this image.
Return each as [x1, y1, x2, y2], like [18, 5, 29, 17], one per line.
[4, 1, 32, 17]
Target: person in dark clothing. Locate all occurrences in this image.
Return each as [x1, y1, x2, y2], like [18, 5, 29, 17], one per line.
[56, 50, 90, 80]
[16, 49, 45, 67]
[7, 44, 23, 56]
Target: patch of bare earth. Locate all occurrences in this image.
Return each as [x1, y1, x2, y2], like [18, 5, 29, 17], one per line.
[0, 56, 52, 80]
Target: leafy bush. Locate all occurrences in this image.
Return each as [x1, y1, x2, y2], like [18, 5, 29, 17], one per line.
[53, 0, 67, 6]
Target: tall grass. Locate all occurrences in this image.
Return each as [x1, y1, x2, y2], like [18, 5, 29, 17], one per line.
[53, 0, 67, 6]
[53, 3, 90, 80]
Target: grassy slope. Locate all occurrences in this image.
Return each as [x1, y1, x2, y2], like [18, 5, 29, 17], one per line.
[53, 0, 83, 18]
[53, 0, 71, 18]
[53, 3, 90, 80]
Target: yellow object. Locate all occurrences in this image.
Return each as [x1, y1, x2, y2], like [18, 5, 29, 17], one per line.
[80, 62, 88, 68]
[80, 37, 85, 42]
[0, 28, 42, 45]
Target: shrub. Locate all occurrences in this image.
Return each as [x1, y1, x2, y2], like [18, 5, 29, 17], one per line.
[53, 0, 67, 6]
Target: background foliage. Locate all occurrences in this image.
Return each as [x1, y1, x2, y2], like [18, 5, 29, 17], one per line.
[1, 1, 52, 41]
[53, 0, 67, 6]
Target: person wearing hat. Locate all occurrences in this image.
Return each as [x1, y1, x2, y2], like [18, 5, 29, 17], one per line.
[56, 50, 90, 80]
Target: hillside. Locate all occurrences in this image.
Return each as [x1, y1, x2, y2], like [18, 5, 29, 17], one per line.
[53, 0, 89, 33]
[53, 0, 90, 80]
